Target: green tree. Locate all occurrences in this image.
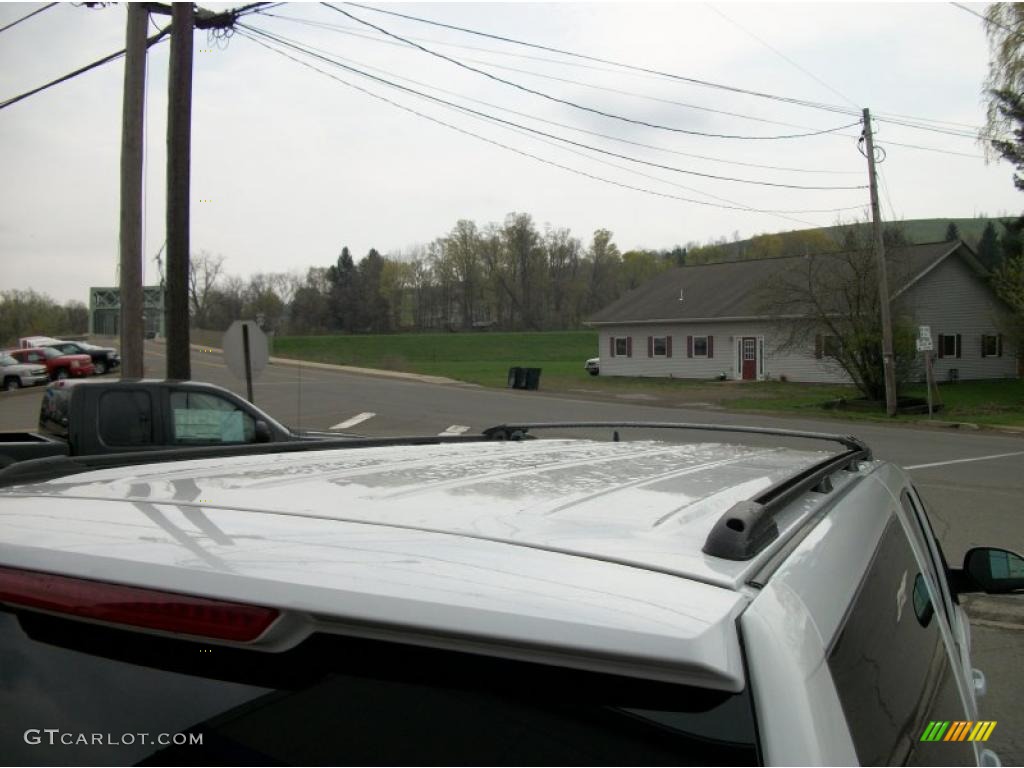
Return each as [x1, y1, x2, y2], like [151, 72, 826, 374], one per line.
[327, 247, 357, 332]
[945, 222, 961, 242]
[983, 4, 1024, 152]
[977, 221, 1002, 270]
[992, 250, 1024, 355]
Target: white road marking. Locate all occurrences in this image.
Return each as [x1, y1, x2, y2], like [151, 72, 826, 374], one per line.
[330, 412, 376, 430]
[905, 450, 1024, 471]
[438, 424, 470, 436]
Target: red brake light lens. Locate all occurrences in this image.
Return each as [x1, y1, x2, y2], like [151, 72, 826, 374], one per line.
[0, 566, 279, 642]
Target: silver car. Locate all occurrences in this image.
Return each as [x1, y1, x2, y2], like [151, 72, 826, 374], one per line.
[0, 353, 48, 390]
[0, 422, 1016, 765]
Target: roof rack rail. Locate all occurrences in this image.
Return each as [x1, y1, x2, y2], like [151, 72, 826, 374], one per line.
[481, 421, 872, 562]
[481, 421, 870, 456]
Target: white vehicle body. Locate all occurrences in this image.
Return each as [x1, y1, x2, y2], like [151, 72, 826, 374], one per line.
[18, 335, 62, 349]
[0, 434, 1004, 765]
[0, 355, 48, 389]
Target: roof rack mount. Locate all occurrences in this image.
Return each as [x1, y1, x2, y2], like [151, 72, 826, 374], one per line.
[481, 421, 872, 562]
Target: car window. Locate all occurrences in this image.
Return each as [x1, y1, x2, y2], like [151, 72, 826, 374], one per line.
[170, 391, 255, 444]
[0, 354, 17, 366]
[827, 514, 973, 766]
[0, 610, 759, 766]
[38, 387, 71, 439]
[98, 390, 154, 447]
[41, 348, 60, 359]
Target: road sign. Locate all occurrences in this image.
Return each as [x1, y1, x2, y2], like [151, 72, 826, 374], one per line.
[223, 320, 268, 402]
[917, 325, 933, 352]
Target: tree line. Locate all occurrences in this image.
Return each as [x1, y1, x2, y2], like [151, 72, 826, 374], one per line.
[0, 290, 88, 348]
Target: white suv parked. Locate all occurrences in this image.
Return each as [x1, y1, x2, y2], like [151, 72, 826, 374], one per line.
[0, 422, 1016, 765]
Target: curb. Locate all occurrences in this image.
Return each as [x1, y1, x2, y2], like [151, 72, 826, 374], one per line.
[187, 343, 471, 387]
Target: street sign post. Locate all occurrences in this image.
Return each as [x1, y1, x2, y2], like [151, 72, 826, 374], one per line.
[222, 320, 268, 403]
[916, 326, 935, 418]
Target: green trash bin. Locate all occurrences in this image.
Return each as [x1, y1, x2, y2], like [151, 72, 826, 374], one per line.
[507, 367, 524, 389]
[525, 367, 542, 390]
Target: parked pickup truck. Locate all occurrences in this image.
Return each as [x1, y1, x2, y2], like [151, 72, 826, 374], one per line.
[0, 379, 328, 465]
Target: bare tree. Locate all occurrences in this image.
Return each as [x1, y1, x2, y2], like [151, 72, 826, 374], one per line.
[760, 245, 917, 400]
[188, 251, 225, 328]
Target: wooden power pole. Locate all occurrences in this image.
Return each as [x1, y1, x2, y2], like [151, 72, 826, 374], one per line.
[166, 1, 193, 380]
[862, 108, 898, 417]
[118, 3, 148, 379]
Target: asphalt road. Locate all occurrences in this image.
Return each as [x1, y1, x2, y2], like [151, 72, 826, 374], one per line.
[2, 342, 1021, 762]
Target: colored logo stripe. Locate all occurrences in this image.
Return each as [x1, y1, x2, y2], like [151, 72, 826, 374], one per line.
[921, 721, 950, 741]
[923, 721, 997, 742]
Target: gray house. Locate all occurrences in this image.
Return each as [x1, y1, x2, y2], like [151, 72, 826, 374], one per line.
[587, 240, 1018, 383]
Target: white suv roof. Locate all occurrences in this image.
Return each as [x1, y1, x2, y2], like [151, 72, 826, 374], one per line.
[0, 439, 873, 692]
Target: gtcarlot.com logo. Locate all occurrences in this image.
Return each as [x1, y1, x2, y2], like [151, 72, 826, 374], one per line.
[24, 730, 203, 747]
[921, 721, 997, 743]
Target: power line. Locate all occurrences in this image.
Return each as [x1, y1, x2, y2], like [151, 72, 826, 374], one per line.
[334, 2, 994, 146]
[323, 3, 862, 141]
[235, 27, 863, 225]
[262, 11, 847, 137]
[0, 2, 56, 35]
[242, 22, 866, 191]
[704, 4, 861, 110]
[337, 0, 861, 117]
[950, 1, 1014, 32]
[263, 27, 862, 177]
[0, 25, 171, 111]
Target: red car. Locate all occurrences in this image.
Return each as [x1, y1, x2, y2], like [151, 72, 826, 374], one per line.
[8, 347, 94, 380]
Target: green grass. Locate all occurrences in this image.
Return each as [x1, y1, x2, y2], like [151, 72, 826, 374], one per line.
[274, 331, 600, 387]
[273, 332, 1024, 427]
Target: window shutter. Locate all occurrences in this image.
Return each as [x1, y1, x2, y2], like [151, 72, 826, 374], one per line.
[814, 334, 823, 359]
[687, 335, 693, 358]
[938, 335, 944, 359]
[667, 336, 673, 357]
[647, 336, 653, 358]
[998, 334, 1003, 357]
[708, 335, 714, 359]
[609, 336, 615, 357]
[626, 337, 633, 357]
[956, 334, 962, 359]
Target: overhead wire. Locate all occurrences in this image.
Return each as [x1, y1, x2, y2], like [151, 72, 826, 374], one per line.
[321, 3, 862, 141]
[329, 2, 993, 148]
[704, 4, 861, 110]
[949, 1, 1014, 33]
[0, 25, 171, 111]
[0, 2, 56, 35]
[336, 0, 861, 117]
[258, 10, 850, 137]
[234, 26, 863, 226]
[254, 22, 863, 176]
[241, 22, 867, 192]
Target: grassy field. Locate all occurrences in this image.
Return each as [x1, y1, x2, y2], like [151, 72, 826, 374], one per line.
[273, 332, 1024, 427]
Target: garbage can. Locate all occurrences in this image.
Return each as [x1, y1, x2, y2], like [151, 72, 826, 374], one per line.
[507, 367, 523, 389]
[525, 367, 542, 390]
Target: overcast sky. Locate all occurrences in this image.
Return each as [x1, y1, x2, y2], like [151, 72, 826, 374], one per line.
[1, 0, 1020, 304]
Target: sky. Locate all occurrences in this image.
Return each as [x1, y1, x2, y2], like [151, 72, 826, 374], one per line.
[0, 0, 1020, 304]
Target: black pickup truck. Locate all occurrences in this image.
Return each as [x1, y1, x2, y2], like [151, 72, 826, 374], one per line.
[0, 379, 328, 465]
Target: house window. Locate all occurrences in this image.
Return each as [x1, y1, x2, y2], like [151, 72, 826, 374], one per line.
[823, 335, 842, 358]
[982, 334, 1002, 358]
[652, 336, 668, 357]
[693, 337, 708, 357]
[611, 336, 631, 357]
[938, 334, 960, 359]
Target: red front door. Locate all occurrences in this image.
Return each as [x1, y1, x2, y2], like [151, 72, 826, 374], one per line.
[741, 337, 757, 380]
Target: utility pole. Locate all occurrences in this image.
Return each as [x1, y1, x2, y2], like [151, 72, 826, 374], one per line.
[862, 108, 898, 417]
[166, 1, 193, 380]
[118, 3, 148, 379]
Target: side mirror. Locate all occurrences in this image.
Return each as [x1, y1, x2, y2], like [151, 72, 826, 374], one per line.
[963, 547, 1024, 594]
[254, 420, 272, 443]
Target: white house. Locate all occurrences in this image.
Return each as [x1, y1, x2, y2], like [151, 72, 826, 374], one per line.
[586, 240, 1018, 383]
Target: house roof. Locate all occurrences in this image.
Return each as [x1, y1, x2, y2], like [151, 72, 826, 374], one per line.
[587, 240, 978, 325]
